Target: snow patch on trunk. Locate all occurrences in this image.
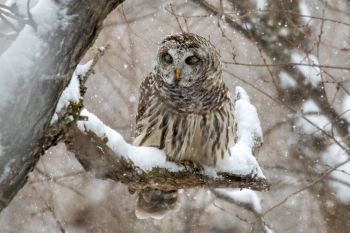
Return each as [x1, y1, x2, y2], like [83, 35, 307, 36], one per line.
[299, 1, 311, 24]
[296, 99, 331, 135]
[51, 60, 93, 124]
[291, 51, 321, 87]
[341, 95, 350, 132]
[278, 71, 297, 89]
[321, 144, 350, 204]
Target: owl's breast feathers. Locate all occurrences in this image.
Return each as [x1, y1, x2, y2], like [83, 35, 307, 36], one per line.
[134, 73, 236, 166]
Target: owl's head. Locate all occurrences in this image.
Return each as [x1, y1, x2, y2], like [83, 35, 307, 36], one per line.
[155, 33, 221, 88]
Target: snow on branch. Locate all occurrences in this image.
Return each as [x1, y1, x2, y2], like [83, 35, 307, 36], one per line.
[67, 110, 269, 192]
[213, 188, 262, 214]
[290, 51, 321, 88]
[58, 67, 269, 191]
[76, 108, 180, 173]
[212, 188, 274, 233]
[321, 143, 350, 204]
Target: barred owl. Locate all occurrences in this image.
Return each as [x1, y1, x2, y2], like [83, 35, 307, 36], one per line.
[134, 33, 236, 219]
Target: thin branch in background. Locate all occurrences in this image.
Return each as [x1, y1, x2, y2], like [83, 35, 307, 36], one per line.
[120, 5, 159, 46]
[215, 1, 234, 43]
[196, 0, 350, 147]
[316, 3, 326, 58]
[339, 169, 350, 177]
[263, 120, 290, 138]
[318, 0, 350, 16]
[212, 189, 272, 233]
[263, 158, 350, 216]
[251, 28, 279, 90]
[223, 61, 350, 71]
[183, 16, 190, 32]
[0, 12, 20, 32]
[104, 11, 157, 27]
[0, 3, 13, 11]
[224, 69, 349, 154]
[170, 7, 350, 28]
[255, 9, 350, 27]
[217, 19, 233, 43]
[169, 3, 185, 33]
[322, 70, 350, 95]
[213, 199, 255, 226]
[26, 0, 37, 30]
[310, 109, 350, 137]
[0, 7, 22, 20]
[30, 173, 67, 233]
[28, 170, 85, 185]
[33, 168, 86, 197]
[330, 86, 340, 105]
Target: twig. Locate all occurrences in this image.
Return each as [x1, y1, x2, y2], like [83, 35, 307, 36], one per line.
[224, 69, 349, 154]
[316, 3, 326, 58]
[169, 3, 185, 33]
[223, 61, 350, 71]
[262, 158, 350, 216]
[0, 13, 20, 32]
[255, 9, 350, 27]
[26, 0, 37, 30]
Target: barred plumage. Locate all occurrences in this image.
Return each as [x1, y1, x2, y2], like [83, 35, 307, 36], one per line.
[134, 74, 235, 165]
[134, 33, 236, 219]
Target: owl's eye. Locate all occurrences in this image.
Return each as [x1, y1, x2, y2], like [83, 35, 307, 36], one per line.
[162, 53, 173, 64]
[185, 55, 200, 65]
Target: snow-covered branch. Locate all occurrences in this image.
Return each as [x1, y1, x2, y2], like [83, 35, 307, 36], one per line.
[66, 100, 269, 192]
[212, 188, 273, 233]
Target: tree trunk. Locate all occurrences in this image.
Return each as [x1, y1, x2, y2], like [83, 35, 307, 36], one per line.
[0, 0, 124, 212]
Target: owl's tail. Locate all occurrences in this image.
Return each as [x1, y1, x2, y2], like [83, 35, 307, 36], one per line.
[135, 188, 179, 219]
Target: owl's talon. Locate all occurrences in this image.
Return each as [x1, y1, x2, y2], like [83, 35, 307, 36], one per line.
[179, 160, 203, 173]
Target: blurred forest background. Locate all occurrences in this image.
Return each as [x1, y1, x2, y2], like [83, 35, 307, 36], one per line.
[0, 0, 349, 232]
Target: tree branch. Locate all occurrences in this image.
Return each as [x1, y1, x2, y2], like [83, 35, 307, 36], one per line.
[65, 122, 270, 193]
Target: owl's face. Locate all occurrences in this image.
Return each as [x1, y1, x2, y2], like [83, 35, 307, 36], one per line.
[155, 33, 220, 88]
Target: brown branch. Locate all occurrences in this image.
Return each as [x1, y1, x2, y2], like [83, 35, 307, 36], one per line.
[65, 125, 270, 193]
[169, 4, 185, 33]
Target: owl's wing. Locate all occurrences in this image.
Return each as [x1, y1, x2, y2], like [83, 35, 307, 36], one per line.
[135, 73, 156, 137]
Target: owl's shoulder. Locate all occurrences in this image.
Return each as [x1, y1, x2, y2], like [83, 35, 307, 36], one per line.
[136, 73, 157, 123]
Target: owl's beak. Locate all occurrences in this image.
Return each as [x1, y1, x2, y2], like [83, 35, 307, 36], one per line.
[175, 68, 181, 80]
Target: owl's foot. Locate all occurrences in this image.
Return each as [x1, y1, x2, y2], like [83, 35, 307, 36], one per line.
[179, 160, 203, 173]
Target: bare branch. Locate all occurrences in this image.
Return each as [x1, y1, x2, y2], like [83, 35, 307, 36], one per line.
[223, 61, 350, 71]
[263, 158, 350, 216]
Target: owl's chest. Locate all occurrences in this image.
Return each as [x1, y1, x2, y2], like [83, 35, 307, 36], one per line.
[134, 97, 235, 166]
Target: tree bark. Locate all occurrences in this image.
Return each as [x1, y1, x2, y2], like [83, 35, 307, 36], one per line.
[0, 0, 124, 212]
